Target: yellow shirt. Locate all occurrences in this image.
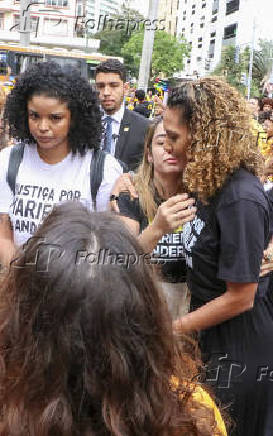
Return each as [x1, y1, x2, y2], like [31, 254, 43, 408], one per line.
[171, 376, 227, 436]
[264, 137, 273, 182]
[252, 119, 268, 155]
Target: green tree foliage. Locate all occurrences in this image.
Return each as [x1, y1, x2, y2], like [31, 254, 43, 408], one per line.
[252, 39, 273, 94]
[212, 45, 251, 95]
[92, 4, 144, 65]
[212, 40, 273, 96]
[122, 31, 190, 78]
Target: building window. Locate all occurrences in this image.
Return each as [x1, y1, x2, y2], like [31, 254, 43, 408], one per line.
[30, 16, 39, 33]
[77, 0, 84, 16]
[187, 59, 191, 64]
[226, 0, 240, 15]
[211, 16, 217, 22]
[200, 23, 204, 28]
[212, 0, 219, 13]
[45, 0, 68, 7]
[211, 32, 216, 37]
[197, 57, 202, 62]
[209, 39, 215, 57]
[202, 3, 206, 8]
[12, 14, 20, 31]
[205, 58, 211, 70]
[12, 14, 38, 32]
[198, 44, 202, 48]
[198, 37, 202, 42]
[224, 23, 237, 39]
[43, 18, 68, 35]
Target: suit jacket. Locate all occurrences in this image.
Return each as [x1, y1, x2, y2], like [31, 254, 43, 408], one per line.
[114, 109, 150, 171]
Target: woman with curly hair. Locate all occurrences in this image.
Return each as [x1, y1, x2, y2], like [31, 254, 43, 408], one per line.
[0, 61, 123, 268]
[0, 200, 226, 436]
[161, 78, 273, 435]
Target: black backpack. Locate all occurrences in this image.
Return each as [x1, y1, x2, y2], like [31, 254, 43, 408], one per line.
[6, 143, 108, 211]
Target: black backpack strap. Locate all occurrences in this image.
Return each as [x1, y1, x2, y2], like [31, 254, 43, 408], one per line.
[7, 143, 25, 195]
[90, 148, 107, 211]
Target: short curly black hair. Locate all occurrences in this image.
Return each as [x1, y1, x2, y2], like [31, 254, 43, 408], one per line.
[95, 59, 126, 82]
[4, 61, 102, 155]
[135, 89, 145, 101]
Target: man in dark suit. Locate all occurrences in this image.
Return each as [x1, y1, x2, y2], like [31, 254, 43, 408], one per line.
[95, 59, 150, 171]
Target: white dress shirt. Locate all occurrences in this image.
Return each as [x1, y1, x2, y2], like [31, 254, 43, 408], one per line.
[102, 103, 125, 155]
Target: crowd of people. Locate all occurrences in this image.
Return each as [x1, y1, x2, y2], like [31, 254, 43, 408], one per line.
[0, 58, 272, 435]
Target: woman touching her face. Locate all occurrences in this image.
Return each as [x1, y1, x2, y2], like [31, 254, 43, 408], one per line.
[118, 117, 196, 320]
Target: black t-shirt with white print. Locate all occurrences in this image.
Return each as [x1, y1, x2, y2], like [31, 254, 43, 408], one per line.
[183, 168, 272, 305]
[118, 192, 187, 283]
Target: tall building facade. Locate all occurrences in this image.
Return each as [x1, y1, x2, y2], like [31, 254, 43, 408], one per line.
[177, 0, 256, 77]
[0, 0, 99, 51]
[157, 0, 180, 36]
[86, 0, 122, 33]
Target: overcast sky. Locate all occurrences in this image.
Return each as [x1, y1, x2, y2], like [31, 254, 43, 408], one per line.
[130, 0, 273, 41]
[258, 0, 273, 40]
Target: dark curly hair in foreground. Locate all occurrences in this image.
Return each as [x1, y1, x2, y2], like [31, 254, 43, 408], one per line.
[4, 61, 102, 154]
[0, 202, 223, 436]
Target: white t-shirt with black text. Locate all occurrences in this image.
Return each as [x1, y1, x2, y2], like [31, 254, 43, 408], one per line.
[0, 143, 123, 247]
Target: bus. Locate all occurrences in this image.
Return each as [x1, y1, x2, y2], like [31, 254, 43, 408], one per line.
[0, 44, 123, 83]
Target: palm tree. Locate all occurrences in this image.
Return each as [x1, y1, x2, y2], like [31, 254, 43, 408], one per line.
[253, 40, 273, 94]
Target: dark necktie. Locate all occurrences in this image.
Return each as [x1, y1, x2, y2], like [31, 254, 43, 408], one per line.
[104, 116, 112, 153]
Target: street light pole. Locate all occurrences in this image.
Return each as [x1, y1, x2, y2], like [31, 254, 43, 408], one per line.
[138, 0, 159, 92]
[20, 0, 31, 47]
[247, 18, 256, 100]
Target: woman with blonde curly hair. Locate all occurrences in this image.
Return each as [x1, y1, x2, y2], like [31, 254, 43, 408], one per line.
[165, 78, 273, 436]
[0, 201, 227, 436]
